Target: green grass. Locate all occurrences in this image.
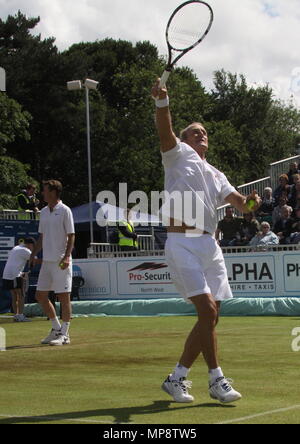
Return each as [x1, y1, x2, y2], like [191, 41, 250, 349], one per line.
[0, 315, 299, 424]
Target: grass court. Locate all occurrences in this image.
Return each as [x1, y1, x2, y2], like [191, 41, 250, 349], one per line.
[0, 315, 299, 425]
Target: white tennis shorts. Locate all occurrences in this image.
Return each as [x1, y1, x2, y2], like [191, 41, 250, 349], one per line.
[37, 261, 72, 294]
[165, 233, 233, 303]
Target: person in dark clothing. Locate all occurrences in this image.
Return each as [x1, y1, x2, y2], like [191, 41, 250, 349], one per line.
[17, 184, 39, 219]
[287, 162, 300, 185]
[236, 213, 260, 246]
[273, 206, 294, 244]
[273, 174, 290, 206]
[256, 187, 275, 223]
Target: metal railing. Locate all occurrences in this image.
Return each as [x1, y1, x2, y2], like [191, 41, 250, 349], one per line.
[88, 243, 300, 259]
[0, 209, 40, 221]
[221, 244, 300, 254]
[237, 177, 271, 200]
[216, 154, 300, 222]
[269, 155, 300, 189]
[88, 234, 157, 258]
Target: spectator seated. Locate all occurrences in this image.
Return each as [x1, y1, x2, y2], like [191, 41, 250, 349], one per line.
[236, 213, 260, 246]
[255, 187, 275, 225]
[249, 222, 279, 248]
[273, 206, 294, 244]
[216, 207, 242, 247]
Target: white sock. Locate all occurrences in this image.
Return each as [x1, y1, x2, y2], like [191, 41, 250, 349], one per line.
[209, 367, 224, 383]
[171, 363, 190, 381]
[60, 322, 70, 336]
[51, 316, 61, 331]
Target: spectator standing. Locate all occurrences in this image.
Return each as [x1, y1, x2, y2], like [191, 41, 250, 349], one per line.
[17, 184, 40, 220]
[288, 176, 300, 208]
[117, 209, 138, 252]
[273, 174, 290, 206]
[287, 162, 300, 185]
[215, 207, 242, 246]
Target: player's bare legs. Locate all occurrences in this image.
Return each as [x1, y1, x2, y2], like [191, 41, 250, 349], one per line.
[57, 293, 72, 323]
[48, 293, 72, 346]
[162, 295, 241, 403]
[179, 296, 220, 370]
[36, 291, 56, 319]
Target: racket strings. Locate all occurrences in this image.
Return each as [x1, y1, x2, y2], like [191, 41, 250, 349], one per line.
[169, 26, 201, 48]
[167, 2, 212, 51]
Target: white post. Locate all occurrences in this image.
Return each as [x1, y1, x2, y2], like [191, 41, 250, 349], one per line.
[0, 327, 6, 351]
[0, 67, 6, 92]
[85, 86, 94, 245]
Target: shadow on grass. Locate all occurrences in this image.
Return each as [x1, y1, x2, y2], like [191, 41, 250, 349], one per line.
[0, 400, 235, 424]
[5, 344, 48, 351]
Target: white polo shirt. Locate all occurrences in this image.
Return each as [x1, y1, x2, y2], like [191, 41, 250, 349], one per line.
[2, 245, 31, 280]
[39, 201, 75, 262]
[161, 142, 235, 234]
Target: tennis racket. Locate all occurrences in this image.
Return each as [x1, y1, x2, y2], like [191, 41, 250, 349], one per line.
[160, 0, 214, 88]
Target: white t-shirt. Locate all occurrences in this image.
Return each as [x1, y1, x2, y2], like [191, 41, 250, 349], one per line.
[161, 142, 236, 234]
[2, 245, 31, 280]
[39, 201, 75, 262]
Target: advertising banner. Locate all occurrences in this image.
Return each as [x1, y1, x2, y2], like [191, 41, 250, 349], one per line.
[116, 259, 178, 297]
[74, 251, 300, 300]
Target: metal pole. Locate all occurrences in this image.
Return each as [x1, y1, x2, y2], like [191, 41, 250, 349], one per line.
[85, 86, 94, 245]
[0, 67, 6, 92]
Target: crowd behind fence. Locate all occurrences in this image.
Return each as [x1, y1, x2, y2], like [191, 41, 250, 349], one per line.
[1, 155, 300, 259]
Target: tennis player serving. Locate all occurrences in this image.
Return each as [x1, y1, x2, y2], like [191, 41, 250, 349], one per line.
[152, 79, 261, 404]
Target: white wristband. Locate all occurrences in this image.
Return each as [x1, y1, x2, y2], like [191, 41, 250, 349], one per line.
[155, 96, 169, 108]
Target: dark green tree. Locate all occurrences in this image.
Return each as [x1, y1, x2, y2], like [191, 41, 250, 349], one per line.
[0, 92, 31, 155]
[0, 156, 37, 209]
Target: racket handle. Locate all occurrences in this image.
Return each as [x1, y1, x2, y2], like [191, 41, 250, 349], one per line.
[159, 70, 171, 88]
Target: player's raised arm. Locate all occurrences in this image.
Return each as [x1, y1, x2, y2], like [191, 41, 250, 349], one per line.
[152, 79, 177, 153]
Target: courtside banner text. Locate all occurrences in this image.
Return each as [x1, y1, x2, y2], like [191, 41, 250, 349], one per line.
[74, 251, 300, 299]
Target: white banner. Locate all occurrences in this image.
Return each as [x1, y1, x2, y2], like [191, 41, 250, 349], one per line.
[72, 260, 111, 300]
[225, 255, 276, 295]
[116, 259, 178, 297]
[283, 254, 300, 294]
[0, 250, 10, 261]
[0, 237, 15, 248]
[74, 251, 300, 300]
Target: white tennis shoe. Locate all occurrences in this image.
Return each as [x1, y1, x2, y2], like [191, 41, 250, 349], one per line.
[162, 375, 194, 403]
[49, 334, 70, 346]
[41, 329, 61, 345]
[209, 377, 242, 404]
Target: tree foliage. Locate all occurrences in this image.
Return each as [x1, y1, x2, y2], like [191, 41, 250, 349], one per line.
[0, 92, 31, 155]
[0, 156, 37, 209]
[0, 11, 300, 209]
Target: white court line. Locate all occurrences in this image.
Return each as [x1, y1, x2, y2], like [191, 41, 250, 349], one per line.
[0, 413, 114, 424]
[216, 404, 300, 424]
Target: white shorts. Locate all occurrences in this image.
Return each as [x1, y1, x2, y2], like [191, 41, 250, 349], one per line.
[37, 261, 72, 294]
[165, 233, 233, 303]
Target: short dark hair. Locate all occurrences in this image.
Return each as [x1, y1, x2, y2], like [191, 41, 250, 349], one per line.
[43, 180, 63, 198]
[26, 183, 36, 191]
[24, 237, 36, 245]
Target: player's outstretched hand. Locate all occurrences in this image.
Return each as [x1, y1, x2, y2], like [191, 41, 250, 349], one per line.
[152, 78, 168, 100]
